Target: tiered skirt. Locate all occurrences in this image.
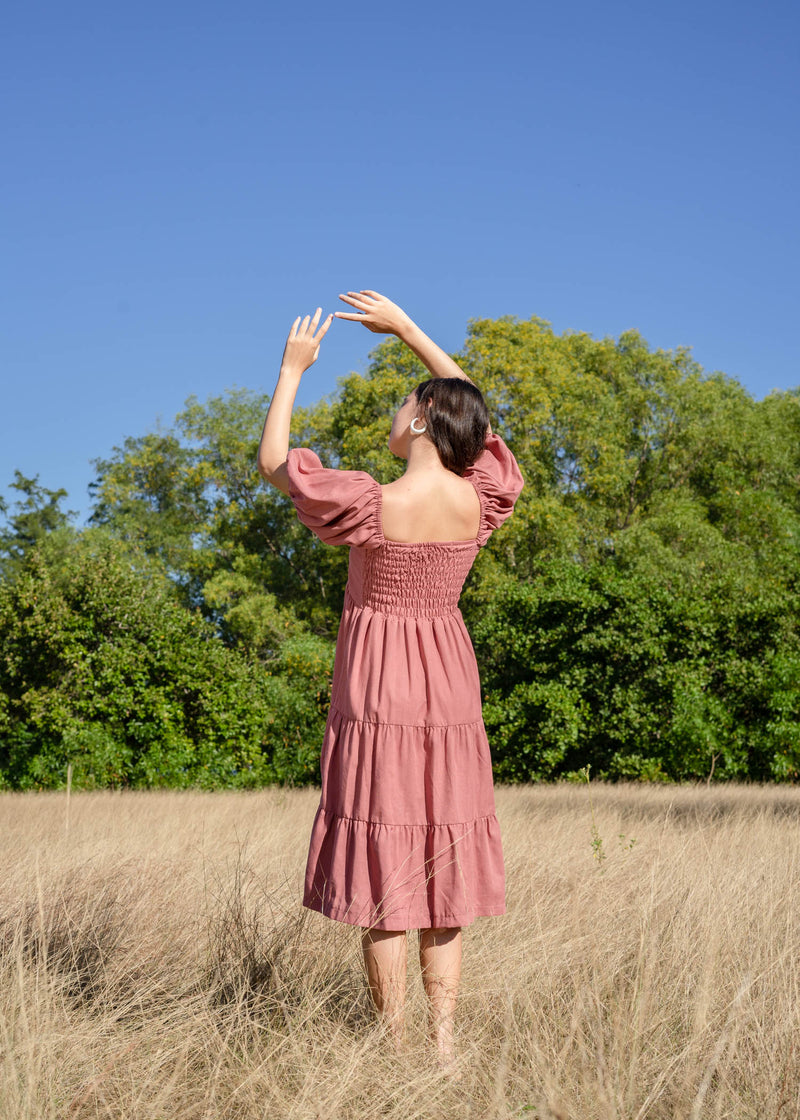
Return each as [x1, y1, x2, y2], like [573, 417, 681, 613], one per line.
[302, 591, 506, 931]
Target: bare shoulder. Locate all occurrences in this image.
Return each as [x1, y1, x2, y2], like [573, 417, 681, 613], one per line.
[380, 472, 478, 504]
[380, 473, 481, 543]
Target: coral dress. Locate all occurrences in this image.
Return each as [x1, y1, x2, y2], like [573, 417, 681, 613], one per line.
[286, 434, 524, 931]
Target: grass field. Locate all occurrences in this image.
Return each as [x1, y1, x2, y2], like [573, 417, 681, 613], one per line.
[1, 782, 798, 1119]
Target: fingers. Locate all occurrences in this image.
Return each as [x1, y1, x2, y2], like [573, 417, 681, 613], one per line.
[294, 296, 381, 333]
[338, 293, 370, 312]
[287, 308, 333, 355]
[314, 312, 334, 340]
[288, 309, 318, 335]
[288, 297, 385, 341]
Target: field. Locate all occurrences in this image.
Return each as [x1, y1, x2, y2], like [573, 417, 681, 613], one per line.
[1, 783, 798, 1119]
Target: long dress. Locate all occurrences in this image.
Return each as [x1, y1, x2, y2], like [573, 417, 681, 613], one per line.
[286, 433, 524, 931]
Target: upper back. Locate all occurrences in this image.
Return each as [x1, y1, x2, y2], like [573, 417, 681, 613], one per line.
[379, 473, 481, 544]
[285, 433, 522, 552]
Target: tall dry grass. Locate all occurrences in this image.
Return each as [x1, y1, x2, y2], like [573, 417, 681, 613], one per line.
[1, 782, 798, 1119]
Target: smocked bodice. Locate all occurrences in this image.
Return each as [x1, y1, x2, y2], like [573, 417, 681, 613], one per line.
[346, 541, 479, 618]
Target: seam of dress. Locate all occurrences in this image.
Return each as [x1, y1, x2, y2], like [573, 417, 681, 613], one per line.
[329, 705, 484, 730]
[342, 593, 463, 620]
[313, 806, 495, 833]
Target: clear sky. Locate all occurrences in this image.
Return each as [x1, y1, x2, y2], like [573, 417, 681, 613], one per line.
[2, 0, 798, 522]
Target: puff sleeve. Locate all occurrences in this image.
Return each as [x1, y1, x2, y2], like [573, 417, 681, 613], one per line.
[463, 433, 525, 547]
[285, 448, 383, 548]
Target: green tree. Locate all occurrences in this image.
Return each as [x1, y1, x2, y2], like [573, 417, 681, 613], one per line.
[472, 562, 800, 783]
[0, 472, 75, 579]
[81, 317, 800, 785]
[0, 530, 331, 789]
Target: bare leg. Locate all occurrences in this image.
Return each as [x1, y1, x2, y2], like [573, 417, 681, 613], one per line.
[361, 929, 408, 1048]
[419, 927, 462, 1065]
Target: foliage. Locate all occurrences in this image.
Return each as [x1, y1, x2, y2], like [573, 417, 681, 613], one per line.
[471, 561, 800, 783]
[0, 530, 331, 789]
[2, 315, 799, 786]
[0, 472, 75, 580]
[89, 388, 351, 634]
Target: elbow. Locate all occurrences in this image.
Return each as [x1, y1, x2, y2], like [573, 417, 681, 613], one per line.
[257, 446, 281, 481]
[257, 456, 291, 495]
[257, 456, 280, 487]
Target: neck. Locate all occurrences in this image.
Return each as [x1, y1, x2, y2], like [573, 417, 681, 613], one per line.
[402, 437, 449, 477]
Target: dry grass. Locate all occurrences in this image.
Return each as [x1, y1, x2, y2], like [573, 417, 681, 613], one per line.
[1, 782, 799, 1119]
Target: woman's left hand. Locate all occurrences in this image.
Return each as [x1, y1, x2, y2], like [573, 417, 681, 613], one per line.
[280, 308, 334, 378]
[335, 291, 412, 336]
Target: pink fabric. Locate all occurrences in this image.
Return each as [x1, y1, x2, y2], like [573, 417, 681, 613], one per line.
[286, 434, 524, 930]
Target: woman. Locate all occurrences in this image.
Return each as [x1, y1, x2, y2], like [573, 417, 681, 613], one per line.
[257, 291, 524, 1065]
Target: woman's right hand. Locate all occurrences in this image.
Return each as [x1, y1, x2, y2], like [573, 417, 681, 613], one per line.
[334, 291, 413, 336]
[280, 308, 333, 378]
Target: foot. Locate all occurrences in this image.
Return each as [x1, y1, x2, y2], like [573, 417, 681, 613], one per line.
[377, 1011, 407, 1055]
[435, 1047, 463, 1081]
[432, 1027, 460, 1075]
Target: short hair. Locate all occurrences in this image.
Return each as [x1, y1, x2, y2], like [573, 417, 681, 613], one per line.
[412, 378, 490, 475]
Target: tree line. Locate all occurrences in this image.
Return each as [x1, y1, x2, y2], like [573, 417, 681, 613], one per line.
[1, 316, 798, 788]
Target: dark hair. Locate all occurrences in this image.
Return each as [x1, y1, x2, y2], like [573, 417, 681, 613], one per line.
[412, 378, 490, 475]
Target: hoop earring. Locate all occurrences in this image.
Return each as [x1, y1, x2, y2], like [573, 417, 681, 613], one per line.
[410, 417, 427, 434]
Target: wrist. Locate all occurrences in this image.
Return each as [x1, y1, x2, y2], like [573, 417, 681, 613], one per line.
[278, 364, 303, 384]
[395, 315, 421, 345]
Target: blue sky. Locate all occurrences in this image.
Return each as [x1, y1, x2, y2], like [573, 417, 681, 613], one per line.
[2, 0, 798, 522]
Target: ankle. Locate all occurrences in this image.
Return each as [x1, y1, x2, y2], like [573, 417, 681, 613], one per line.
[431, 1021, 455, 1059]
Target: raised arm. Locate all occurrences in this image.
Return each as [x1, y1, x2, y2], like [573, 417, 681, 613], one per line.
[335, 290, 491, 434]
[257, 308, 333, 494]
[335, 291, 474, 384]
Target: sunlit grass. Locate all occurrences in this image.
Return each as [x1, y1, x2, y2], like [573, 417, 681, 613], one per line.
[1, 783, 798, 1118]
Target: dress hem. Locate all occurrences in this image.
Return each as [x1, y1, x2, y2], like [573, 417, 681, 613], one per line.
[302, 897, 507, 932]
